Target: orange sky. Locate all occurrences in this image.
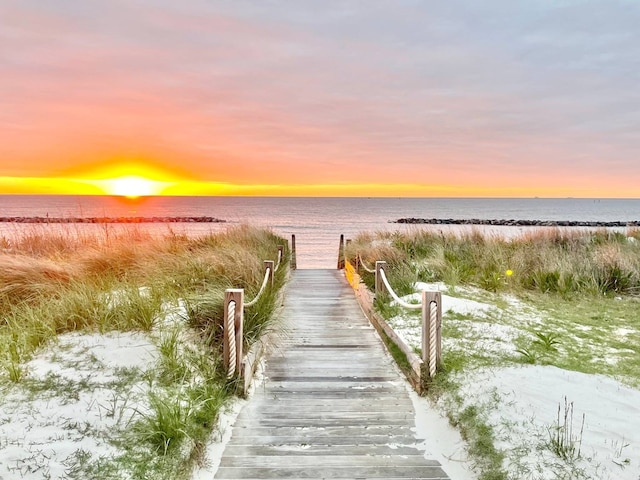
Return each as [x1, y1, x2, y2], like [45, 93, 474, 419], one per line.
[1, 2, 639, 198]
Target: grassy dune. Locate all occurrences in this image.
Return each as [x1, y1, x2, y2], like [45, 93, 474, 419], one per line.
[0, 225, 288, 479]
[351, 228, 640, 297]
[347, 228, 640, 480]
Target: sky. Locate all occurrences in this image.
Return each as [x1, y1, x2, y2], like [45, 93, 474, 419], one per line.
[1, 0, 639, 197]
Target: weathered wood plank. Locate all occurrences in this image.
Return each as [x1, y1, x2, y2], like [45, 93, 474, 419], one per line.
[219, 455, 441, 467]
[238, 403, 413, 413]
[215, 465, 449, 479]
[214, 269, 450, 479]
[221, 444, 424, 457]
[219, 434, 420, 447]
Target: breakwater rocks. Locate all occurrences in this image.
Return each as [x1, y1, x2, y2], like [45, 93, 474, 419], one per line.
[394, 218, 640, 227]
[0, 216, 226, 224]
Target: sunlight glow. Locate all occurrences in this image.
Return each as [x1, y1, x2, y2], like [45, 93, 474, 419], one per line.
[0, 175, 636, 198]
[103, 176, 164, 198]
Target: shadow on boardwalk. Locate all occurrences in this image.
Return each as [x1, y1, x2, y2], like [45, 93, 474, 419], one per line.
[215, 269, 451, 479]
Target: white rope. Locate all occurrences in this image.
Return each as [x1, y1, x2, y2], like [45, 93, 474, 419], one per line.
[244, 267, 271, 307]
[429, 301, 438, 378]
[359, 254, 376, 273]
[378, 268, 422, 310]
[274, 249, 283, 272]
[226, 300, 236, 378]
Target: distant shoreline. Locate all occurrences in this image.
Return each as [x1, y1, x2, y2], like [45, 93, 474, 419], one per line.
[2, 216, 638, 227]
[0, 216, 226, 224]
[394, 218, 640, 227]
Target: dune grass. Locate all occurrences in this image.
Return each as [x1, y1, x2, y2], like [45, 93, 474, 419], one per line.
[347, 228, 640, 480]
[0, 224, 289, 479]
[350, 228, 640, 298]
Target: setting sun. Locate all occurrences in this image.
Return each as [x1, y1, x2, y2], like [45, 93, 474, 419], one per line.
[104, 176, 163, 198]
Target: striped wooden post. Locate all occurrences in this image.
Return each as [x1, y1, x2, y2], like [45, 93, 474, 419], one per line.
[337, 234, 345, 270]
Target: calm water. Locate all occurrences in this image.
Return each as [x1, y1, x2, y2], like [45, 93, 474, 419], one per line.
[1, 195, 639, 268]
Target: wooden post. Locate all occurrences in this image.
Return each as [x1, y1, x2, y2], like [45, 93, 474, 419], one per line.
[223, 289, 244, 377]
[375, 261, 387, 297]
[264, 260, 274, 287]
[277, 245, 284, 268]
[337, 234, 345, 270]
[421, 291, 442, 379]
[291, 234, 297, 270]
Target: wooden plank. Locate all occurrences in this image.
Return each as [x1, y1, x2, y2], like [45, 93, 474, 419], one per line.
[238, 402, 414, 413]
[214, 269, 450, 479]
[219, 455, 441, 467]
[221, 444, 425, 457]
[215, 465, 449, 479]
[220, 434, 420, 447]
[232, 415, 414, 428]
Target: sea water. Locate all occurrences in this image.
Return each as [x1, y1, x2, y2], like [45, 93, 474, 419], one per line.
[1, 196, 639, 268]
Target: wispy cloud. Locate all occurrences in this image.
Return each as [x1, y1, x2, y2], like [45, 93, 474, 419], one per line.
[1, 0, 639, 195]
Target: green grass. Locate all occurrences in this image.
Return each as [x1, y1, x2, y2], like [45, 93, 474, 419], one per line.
[348, 228, 640, 480]
[348, 228, 640, 297]
[0, 225, 289, 479]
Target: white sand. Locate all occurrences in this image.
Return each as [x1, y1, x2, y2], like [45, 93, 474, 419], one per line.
[0, 332, 157, 479]
[4, 281, 638, 480]
[407, 385, 477, 480]
[455, 365, 640, 480]
[385, 282, 640, 479]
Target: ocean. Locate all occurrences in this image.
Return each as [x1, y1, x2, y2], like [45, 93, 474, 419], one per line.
[1, 195, 639, 268]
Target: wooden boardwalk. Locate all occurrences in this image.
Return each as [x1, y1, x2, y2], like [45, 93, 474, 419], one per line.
[215, 269, 451, 480]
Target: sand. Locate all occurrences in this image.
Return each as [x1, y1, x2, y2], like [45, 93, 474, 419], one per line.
[0, 332, 157, 479]
[455, 365, 640, 479]
[386, 284, 640, 479]
[3, 279, 639, 480]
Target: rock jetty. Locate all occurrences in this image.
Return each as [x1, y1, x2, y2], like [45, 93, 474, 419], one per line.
[0, 216, 226, 224]
[394, 218, 640, 227]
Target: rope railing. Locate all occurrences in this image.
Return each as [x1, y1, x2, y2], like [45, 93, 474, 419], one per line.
[223, 243, 288, 381]
[427, 300, 438, 378]
[223, 289, 243, 380]
[377, 267, 422, 310]
[225, 300, 237, 379]
[358, 254, 376, 273]
[374, 260, 442, 380]
[274, 246, 283, 272]
[244, 263, 272, 308]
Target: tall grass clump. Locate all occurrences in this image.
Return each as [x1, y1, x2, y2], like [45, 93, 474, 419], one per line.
[0, 224, 288, 477]
[346, 231, 408, 292]
[348, 228, 640, 298]
[1, 222, 288, 355]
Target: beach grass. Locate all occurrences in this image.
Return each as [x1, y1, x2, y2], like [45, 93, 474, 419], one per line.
[351, 228, 640, 297]
[347, 228, 640, 479]
[0, 224, 289, 479]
